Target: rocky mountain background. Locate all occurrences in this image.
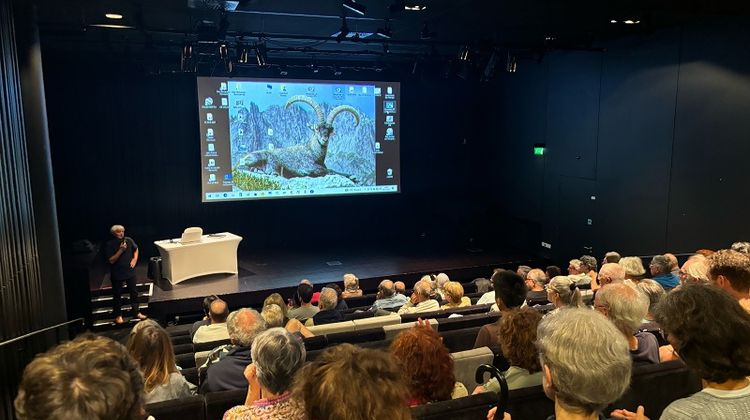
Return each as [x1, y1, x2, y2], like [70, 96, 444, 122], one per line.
[229, 101, 376, 190]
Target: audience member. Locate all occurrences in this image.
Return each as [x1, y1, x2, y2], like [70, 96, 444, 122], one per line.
[202, 308, 267, 393]
[567, 259, 591, 286]
[324, 283, 348, 311]
[287, 283, 319, 320]
[261, 304, 286, 328]
[474, 277, 492, 294]
[679, 254, 710, 285]
[371, 279, 409, 311]
[15, 334, 145, 420]
[546, 276, 584, 314]
[635, 279, 665, 322]
[525, 268, 548, 304]
[308, 287, 344, 326]
[545, 265, 562, 281]
[474, 308, 543, 394]
[708, 249, 750, 313]
[614, 284, 750, 420]
[603, 251, 622, 264]
[224, 328, 306, 420]
[190, 294, 219, 339]
[394, 281, 406, 295]
[193, 298, 230, 344]
[597, 262, 627, 289]
[516, 265, 532, 280]
[619, 256, 647, 282]
[580, 255, 599, 284]
[292, 343, 410, 420]
[391, 325, 468, 405]
[664, 252, 680, 274]
[695, 248, 715, 257]
[473, 270, 528, 352]
[341, 273, 362, 298]
[732, 241, 750, 254]
[441, 281, 471, 308]
[435, 272, 450, 300]
[127, 324, 195, 403]
[594, 284, 659, 366]
[476, 270, 501, 306]
[397, 279, 440, 314]
[650, 255, 680, 289]
[264, 293, 289, 318]
[517, 308, 631, 420]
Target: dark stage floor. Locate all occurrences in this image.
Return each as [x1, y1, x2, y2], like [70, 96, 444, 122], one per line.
[145, 247, 540, 320]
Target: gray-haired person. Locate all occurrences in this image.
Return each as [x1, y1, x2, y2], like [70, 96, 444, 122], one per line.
[201, 308, 267, 393]
[224, 328, 306, 419]
[309, 287, 344, 326]
[104, 224, 146, 324]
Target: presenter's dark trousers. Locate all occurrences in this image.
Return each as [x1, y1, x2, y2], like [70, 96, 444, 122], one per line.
[112, 276, 139, 317]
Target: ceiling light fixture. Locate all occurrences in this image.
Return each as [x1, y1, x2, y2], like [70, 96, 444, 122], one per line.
[610, 19, 618, 23]
[105, 13, 123, 20]
[89, 24, 135, 29]
[342, 0, 366, 16]
[624, 19, 640, 24]
[405, 5, 427, 11]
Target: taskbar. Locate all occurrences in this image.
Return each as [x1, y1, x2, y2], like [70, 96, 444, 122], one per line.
[204, 184, 399, 201]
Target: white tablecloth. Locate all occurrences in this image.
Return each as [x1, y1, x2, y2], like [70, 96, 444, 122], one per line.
[154, 232, 242, 284]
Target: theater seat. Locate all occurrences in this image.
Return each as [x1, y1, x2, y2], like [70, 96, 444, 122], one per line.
[351, 312, 401, 330]
[437, 313, 498, 332]
[173, 343, 194, 355]
[343, 310, 374, 321]
[307, 320, 356, 335]
[193, 339, 231, 352]
[171, 334, 192, 346]
[176, 352, 196, 369]
[411, 392, 498, 420]
[324, 326, 386, 346]
[180, 367, 199, 387]
[204, 388, 248, 420]
[383, 318, 438, 340]
[505, 385, 554, 419]
[451, 346, 494, 392]
[146, 395, 205, 420]
[440, 326, 482, 353]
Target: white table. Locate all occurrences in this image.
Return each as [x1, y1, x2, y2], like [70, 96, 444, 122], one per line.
[154, 232, 243, 284]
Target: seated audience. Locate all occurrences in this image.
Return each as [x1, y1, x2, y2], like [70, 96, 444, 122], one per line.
[679, 254, 710, 285]
[224, 328, 306, 420]
[664, 252, 680, 274]
[127, 324, 196, 403]
[580, 255, 599, 284]
[474, 308, 543, 394]
[264, 293, 289, 319]
[476, 269, 501, 306]
[619, 256, 647, 282]
[394, 280, 406, 295]
[517, 265, 532, 280]
[594, 284, 659, 366]
[15, 334, 144, 420]
[474, 277, 492, 294]
[324, 283, 348, 311]
[497, 308, 631, 420]
[567, 259, 591, 286]
[190, 294, 218, 339]
[732, 241, 750, 254]
[650, 255, 680, 290]
[308, 287, 344, 326]
[397, 279, 440, 314]
[441, 281, 471, 308]
[696, 248, 715, 257]
[597, 262, 627, 288]
[202, 308, 267, 393]
[435, 272, 450, 300]
[525, 268, 548, 304]
[390, 325, 468, 405]
[603, 251, 621, 264]
[371, 279, 409, 311]
[193, 298, 230, 344]
[707, 249, 750, 313]
[341, 273, 362, 298]
[546, 276, 584, 314]
[545, 265, 562, 281]
[635, 279, 665, 322]
[292, 343, 410, 420]
[261, 303, 286, 328]
[474, 270, 527, 352]
[614, 284, 750, 420]
[287, 283, 319, 320]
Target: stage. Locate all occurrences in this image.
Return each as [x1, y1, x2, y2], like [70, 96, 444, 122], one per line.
[145, 247, 543, 322]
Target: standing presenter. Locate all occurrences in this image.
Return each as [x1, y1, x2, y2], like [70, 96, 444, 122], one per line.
[105, 224, 147, 324]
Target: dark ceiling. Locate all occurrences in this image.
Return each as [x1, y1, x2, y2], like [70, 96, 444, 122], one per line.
[32, 0, 750, 74]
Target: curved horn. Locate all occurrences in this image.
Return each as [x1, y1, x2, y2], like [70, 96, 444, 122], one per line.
[285, 95, 325, 126]
[326, 105, 360, 128]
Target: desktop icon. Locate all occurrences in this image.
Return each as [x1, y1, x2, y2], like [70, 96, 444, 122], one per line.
[387, 86, 393, 95]
[387, 168, 393, 177]
[267, 84, 273, 90]
[221, 98, 228, 106]
[207, 128, 214, 138]
[220, 82, 227, 91]
[207, 143, 215, 152]
[204, 97, 214, 106]
[208, 159, 215, 167]
[385, 115, 394, 123]
[280, 84, 287, 92]
[235, 82, 241, 91]
[348, 86, 355, 94]
[206, 113, 213, 122]
[386, 127, 394, 136]
[361, 86, 367, 93]
[374, 87, 382, 95]
[375, 142, 381, 151]
[384, 101, 396, 112]
[335, 86, 343, 94]
[209, 174, 216, 182]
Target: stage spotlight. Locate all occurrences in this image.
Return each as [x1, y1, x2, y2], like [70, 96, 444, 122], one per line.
[376, 20, 392, 39]
[505, 51, 517, 73]
[218, 43, 229, 60]
[255, 42, 268, 67]
[457, 45, 471, 61]
[342, 0, 366, 16]
[420, 22, 435, 40]
[105, 13, 123, 20]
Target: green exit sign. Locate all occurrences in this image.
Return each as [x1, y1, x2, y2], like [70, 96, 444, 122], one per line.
[533, 144, 546, 156]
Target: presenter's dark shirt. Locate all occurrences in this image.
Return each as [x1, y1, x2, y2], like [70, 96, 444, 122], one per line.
[104, 237, 138, 281]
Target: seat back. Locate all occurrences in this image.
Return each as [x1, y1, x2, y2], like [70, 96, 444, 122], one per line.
[325, 327, 386, 346]
[351, 312, 401, 330]
[171, 334, 192, 345]
[440, 326, 482, 353]
[173, 343, 194, 355]
[437, 313, 498, 332]
[383, 318, 438, 340]
[307, 320, 356, 335]
[343, 310, 374, 321]
[180, 367, 199, 387]
[451, 347, 494, 392]
[176, 352, 196, 369]
[193, 339, 231, 353]
[204, 388, 247, 420]
[195, 350, 211, 368]
[505, 385, 554, 419]
[146, 395, 205, 420]
[411, 392, 498, 420]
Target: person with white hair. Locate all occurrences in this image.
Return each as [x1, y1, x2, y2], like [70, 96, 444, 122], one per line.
[224, 328, 306, 420]
[308, 287, 343, 326]
[525, 268, 548, 304]
[594, 284, 659, 366]
[619, 256, 647, 282]
[434, 272, 450, 300]
[597, 263, 627, 288]
[679, 254, 710, 285]
[567, 259, 591, 286]
[202, 308, 267, 393]
[341, 273, 362, 298]
[635, 279, 665, 322]
[397, 279, 439, 315]
[731, 241, 750, 254]
[104, 224, 146, 324]
[487, 308, 633, 420]
[546, 276, 584, 315]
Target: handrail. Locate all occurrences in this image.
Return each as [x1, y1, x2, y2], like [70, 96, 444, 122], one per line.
[0, 318, 85, 348]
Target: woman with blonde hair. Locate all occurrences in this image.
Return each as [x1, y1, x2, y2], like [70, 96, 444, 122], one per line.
[341, 273, 363, 298]
[441, 281, 471, 308]
[127, 324, 196, 403]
